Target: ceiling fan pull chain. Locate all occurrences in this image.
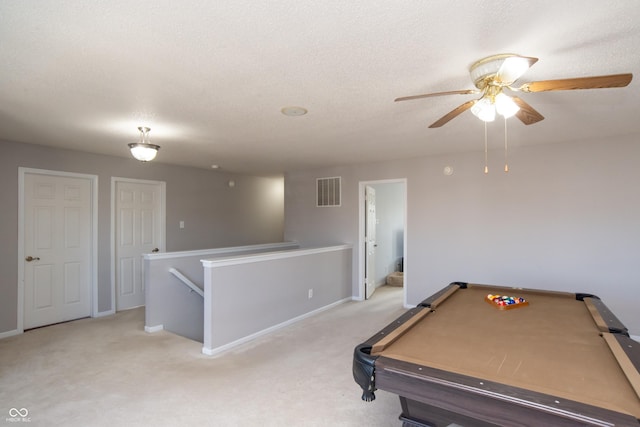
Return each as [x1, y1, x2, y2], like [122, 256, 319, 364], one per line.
[484, 121, 489, 174]
[504, 117, 509, 173]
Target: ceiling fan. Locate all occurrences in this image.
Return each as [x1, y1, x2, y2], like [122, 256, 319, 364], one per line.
[395, 54, 633, 128]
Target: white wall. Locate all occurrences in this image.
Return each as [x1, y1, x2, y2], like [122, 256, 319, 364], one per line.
[284, 135, 640, 335]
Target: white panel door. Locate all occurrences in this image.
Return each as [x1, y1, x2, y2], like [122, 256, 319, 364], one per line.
[365, 185, 377, 299]
[115, 181, 162, 310]
[24, 173, 91, 329]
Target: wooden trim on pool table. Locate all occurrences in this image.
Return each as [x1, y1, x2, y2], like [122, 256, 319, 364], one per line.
[371, 308, 432, 355]
[584, 296, 630, 334]
[587, 298, 615, 333]
[452, 282, 629, 335]
[422, 283, 460, 309]
[466, 282, 577, 299]
[604, 333, 640, 400]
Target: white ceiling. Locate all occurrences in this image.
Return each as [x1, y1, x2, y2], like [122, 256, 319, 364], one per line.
[1, 1, 639, 175]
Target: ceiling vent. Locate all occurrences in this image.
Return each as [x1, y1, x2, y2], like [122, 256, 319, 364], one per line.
[317, 177, 341, 207]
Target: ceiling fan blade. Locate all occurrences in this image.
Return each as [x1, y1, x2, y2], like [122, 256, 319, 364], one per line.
[512, 97, 544, 125]
[428, 100, 476, 128]
[517, 73, 632, 92]
[496, 55, 538, 85]
[395, 89, 478, 102]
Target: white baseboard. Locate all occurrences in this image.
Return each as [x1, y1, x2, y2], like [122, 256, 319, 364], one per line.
[145, 324, 164, 333]
[202, 298, 351, 356]
[0, 329, 20, 340]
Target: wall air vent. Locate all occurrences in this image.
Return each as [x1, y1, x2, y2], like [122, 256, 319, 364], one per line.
[317, 177, 341, 207]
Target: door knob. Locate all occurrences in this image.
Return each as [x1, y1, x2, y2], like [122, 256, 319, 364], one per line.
[152, 248, 159, 253]
[25, 256, 40, 262]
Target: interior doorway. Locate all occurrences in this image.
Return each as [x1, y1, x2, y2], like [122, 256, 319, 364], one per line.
[358, 179, 407, 306]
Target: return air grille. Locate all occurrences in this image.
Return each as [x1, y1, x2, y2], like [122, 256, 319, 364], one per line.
[317, 177, 341, 207]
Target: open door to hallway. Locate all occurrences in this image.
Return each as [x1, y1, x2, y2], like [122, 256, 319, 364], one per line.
[365, 185, 377, 299]
[359, 179, 406, 305]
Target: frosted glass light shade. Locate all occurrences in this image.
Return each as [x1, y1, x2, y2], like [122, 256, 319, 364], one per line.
[471, 98, 496, 122]
[497, 56, 532, 84]
[470, 54, 536, 88]
[470, 57, 504, 87]
[128, 143, 160, 161]
[495, 93, 520, 118]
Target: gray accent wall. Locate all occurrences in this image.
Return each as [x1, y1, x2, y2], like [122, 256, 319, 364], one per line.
[284, 135, 640, 335]
[144, 242, 299, 342]
[0, 140, 284, 334]
[202, 245, 352, 354]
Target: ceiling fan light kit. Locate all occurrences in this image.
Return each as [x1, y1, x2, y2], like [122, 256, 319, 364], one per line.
[395, 53, 633, 173]
[128, 126, 160, 162]
[395, 53, 632, 128]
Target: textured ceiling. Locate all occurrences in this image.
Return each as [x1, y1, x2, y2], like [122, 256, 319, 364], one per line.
[1, 1, 639, 174]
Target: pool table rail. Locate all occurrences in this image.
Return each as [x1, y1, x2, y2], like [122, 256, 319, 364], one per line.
[582, 295, 629, 335]
[428, 282, 629, 335]
[353, 305, 432, 401]
[376, 356, 640, 427]
[605, 333, 640, 400]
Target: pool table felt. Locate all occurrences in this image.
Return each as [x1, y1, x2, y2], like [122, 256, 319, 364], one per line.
[372, 285, 640, 419]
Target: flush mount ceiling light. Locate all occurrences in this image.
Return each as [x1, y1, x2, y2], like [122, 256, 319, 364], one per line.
[128, 126, 160, 162]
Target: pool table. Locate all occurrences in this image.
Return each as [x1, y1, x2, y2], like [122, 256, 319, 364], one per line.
[353, 282, 640, 426]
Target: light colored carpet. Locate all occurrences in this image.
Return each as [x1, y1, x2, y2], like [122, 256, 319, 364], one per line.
[0, 286, 406, 426]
